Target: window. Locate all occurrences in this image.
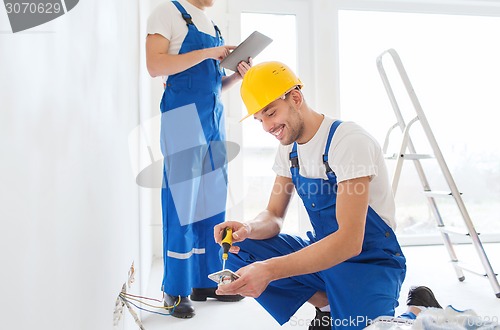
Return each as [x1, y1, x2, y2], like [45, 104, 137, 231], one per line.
[240, 12, 299, 233]
[226, 0, 311, 234]
[338, 9, 500, 242]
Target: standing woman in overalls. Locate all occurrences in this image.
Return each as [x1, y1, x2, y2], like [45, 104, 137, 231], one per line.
[146, 0, 250, 318]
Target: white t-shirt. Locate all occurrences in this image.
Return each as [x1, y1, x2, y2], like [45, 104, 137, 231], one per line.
[147, 0, 216, 53]
[272, 116, 396, 229]
[147, 0, 217, 82]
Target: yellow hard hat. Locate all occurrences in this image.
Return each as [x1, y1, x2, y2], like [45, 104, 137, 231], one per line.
[240, 61, 303, 121]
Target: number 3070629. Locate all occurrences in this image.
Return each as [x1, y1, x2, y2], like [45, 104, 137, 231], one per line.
[5, 2, 62, 14]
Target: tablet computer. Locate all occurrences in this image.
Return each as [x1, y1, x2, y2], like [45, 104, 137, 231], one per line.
[220, 31, 273, 72]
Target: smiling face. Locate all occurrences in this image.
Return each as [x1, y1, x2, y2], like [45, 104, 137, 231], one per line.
[253, 89, 304, 146]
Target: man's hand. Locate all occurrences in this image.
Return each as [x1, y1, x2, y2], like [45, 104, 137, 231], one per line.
[205, 45, 236, 61]
[214, 221, 251, 254]
[236, 57, 252, 78]
[215, 261, 273, 298]
[221, 57, 252, 90]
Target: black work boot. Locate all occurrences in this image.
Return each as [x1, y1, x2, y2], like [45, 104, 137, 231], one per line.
[190, 287, 244, 302]
[308, 307, 331, 330]
[164, 294, 195, 318]
[406, 286, 442, 308]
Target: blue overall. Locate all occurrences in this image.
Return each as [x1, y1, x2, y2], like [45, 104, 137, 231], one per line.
[159, 1, 226, 297]
[227, 121, 407, 329]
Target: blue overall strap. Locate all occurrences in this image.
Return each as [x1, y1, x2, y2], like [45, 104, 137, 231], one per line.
[213, 22, 222, 38]
[171, 1, 194, 26]
[289, 142, 299, 178]
[322, 120, 343, 175]
[289, 142, 299, 168]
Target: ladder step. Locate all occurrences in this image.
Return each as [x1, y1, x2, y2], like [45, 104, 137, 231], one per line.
[453, 261, 498, 278]
[384, 153, 434, 160]
[438, 225, 479, 236]
[423, 190, 462, 198]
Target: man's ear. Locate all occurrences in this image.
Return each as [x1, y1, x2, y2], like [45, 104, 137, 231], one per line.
[290, 89, 303, 108]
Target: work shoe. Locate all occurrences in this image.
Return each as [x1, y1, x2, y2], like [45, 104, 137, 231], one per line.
[190, 287, 245, 302]
[164, 294, 195, 318]
[308, 307, 331, 330]
[406, 286, 442, 308]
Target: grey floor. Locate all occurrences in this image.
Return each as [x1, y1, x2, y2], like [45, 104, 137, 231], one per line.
[138, 243, 500, 329]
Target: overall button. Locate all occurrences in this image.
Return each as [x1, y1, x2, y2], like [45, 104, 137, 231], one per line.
[311, 203, 316, 208]
[385, 232, 390, 238]
[395, 252, 401, 257]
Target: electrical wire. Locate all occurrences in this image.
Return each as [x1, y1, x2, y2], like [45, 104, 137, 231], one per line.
[118, 292, 181, 317]
[117, 276, 182, 322]
[120, 295, 176, 317]
[120, 293, 178, 310]
[120, 292, 164, 304]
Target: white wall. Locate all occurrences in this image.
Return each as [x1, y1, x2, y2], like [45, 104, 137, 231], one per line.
[0, 1, 148, 329]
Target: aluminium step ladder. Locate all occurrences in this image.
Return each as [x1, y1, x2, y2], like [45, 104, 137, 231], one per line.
[376, 48, 500, 298]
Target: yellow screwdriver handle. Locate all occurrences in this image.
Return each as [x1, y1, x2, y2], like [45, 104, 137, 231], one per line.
[221, 227, 232, 260]
[221, 227, 233, 245]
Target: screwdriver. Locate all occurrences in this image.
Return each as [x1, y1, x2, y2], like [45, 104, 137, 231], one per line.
[221, 227, 232, 270]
